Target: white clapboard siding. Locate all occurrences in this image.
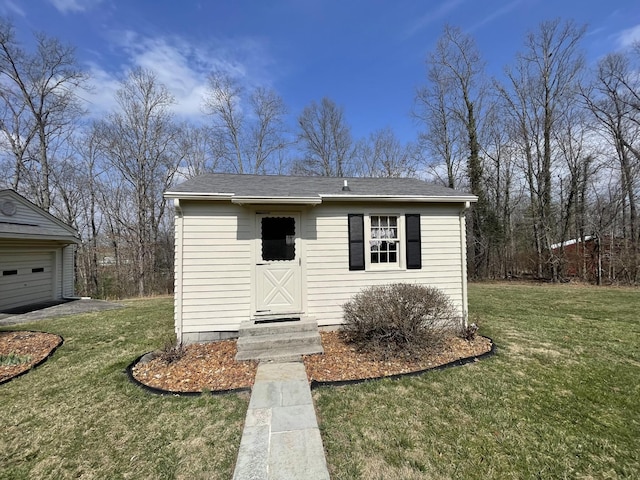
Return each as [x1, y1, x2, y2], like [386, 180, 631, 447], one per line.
[305, 204, 466, 326]
[175, 201, 252, 338]
[62, 245, 75, 297]
[174, 198, 470, 340]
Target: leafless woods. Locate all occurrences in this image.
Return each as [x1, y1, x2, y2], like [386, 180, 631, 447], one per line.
[1, 18, 639, 297]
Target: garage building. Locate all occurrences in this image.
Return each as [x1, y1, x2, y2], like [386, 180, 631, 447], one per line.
[0, 189, 79, 312]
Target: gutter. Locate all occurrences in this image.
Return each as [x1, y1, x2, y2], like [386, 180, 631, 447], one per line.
[163, 192, 234, 200]
[231, 196, 322, 205]
[320, 194, 478, 203]
[163, 192, 478, 205]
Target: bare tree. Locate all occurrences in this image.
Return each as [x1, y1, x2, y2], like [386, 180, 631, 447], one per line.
[553, 100, 598, 279]
[203, 71, 288, 173]
[353, 127, 418, 178]
[94, 67, 180, 296]
[295, 97, 353, 176]
[416, 25, 488, 277]
[481, 104, 522, 278]
[582, 52, 640, 281]
[498, 19, 586, 280]
[0, 17, 88, 211]
[414, 64, 464, 188]
[70, 126, 104, 296]
[177, 124, 221, 178]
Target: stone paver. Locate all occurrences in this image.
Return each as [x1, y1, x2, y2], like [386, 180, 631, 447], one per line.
[233, 361, 330, 480]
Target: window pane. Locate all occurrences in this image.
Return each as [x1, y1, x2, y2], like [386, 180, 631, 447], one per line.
[369, 215, 399, 265]
[262, 217, 295, 261]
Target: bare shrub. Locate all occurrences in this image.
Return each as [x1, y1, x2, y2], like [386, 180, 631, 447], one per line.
[341, 283, 460, 360]
[156, 337, 186, 364]
[460, 322, 479, 341]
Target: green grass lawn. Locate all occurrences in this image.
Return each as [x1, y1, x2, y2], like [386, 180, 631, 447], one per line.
[2, 285, 638, 479]
[0, 297, 248, 480]
[314, 283, 640, 479]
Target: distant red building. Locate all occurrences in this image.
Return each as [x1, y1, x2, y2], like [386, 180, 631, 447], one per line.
[551, 235, 625, 282]
[551, 236, 595, 277]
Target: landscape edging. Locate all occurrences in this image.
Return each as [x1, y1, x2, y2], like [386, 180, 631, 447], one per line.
[125, 352, 252, 397]
[309, 336, 496, 390]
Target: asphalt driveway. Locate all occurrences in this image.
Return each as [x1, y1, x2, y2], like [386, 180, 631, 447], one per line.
[0, 299, 123, 326]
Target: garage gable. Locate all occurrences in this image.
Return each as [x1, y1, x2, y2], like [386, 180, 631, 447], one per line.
[0, 190, 79, 243]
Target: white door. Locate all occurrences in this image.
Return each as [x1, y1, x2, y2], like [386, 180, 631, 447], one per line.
[0, 251, 54, 311]
[255, 214, 301, 315]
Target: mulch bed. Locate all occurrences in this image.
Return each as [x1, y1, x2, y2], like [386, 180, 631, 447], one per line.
[0, 331, 63, 384]
[132, 340, 259, 393]
[304, 331, 492, 383]
[130, 331, 492, 393]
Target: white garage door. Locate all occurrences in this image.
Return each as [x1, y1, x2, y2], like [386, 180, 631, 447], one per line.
[0, 252, 54, 311]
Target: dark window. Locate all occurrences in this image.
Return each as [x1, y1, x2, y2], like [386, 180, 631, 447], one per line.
[261, 217, 295, 261]
[32, 267, 44, 273]
[3, 270, 18, 276]
[348, 214, 365, 270]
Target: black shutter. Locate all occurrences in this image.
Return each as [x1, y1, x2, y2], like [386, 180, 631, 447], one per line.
[348, 214, 365, 270]
[405, 214, 421, 269]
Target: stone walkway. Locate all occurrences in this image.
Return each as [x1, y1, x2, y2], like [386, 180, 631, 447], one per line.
[233, 361, 330, 480]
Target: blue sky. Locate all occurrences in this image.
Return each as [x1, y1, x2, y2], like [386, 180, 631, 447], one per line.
[2, 0, 639, 144]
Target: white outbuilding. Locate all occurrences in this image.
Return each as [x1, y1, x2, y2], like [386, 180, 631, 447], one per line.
[0, 189, 79, 312]
[165, 174, 477, 344]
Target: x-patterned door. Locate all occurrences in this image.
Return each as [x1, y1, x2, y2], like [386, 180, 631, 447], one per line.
[255, 213, 301, 315]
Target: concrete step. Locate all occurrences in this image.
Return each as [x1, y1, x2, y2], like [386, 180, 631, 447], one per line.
[236, 343, 324, 362]
[235, 316, 324, 362]
[237, 330, 322, 352]
[239, 317, 318, 337]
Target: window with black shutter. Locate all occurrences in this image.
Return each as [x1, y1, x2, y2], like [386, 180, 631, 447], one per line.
[348, 213, 422, 270]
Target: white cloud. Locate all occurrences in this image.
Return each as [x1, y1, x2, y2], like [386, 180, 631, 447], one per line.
[0, 0, 25, 16]
[468, 0, 523, 33]
[83, 31, 277, 121]
[82, 62, 122, 117]
[617, 24, 640, 49]
[403, 0, 466, 38]
[47, 0, 103, 14]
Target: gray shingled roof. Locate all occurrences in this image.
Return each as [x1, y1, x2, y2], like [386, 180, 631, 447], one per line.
[165, 173, 476, 201]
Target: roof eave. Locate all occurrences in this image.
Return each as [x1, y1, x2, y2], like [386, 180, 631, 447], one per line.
[164, 191, 478, 205]
[164, 192, 234, 200]
[0, 233, 81, 244]
[320, 194, 478, 203]
[231, 196, 322, 205]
